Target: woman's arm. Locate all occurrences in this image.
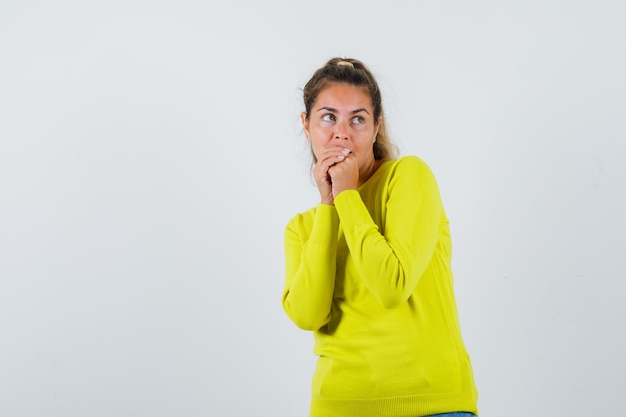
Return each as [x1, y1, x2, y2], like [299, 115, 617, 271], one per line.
[334, 157, 445, 309]
[282, 204, 339, 331]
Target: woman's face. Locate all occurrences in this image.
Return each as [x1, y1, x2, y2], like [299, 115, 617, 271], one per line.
[302, 82, 380, 168]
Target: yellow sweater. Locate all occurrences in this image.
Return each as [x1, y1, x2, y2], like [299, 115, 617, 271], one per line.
[282, 156, 478, 417]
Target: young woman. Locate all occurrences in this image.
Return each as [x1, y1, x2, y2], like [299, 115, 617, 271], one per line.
[282, 57, 479, 417]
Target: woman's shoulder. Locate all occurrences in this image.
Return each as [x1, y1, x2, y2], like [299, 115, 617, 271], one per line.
[388, 155, 436, 177]
[287, 206, 315, 224]
[285, 203, 328, 230]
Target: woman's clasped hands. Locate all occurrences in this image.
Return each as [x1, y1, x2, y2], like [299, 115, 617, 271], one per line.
[313, 145, 360, 205]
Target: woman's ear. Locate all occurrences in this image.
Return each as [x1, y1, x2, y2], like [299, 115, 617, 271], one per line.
[373, 116, 382, 142]
[301, 112, 311, 141]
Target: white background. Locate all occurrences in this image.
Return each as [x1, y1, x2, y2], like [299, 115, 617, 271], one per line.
[1, 1, 625, 416]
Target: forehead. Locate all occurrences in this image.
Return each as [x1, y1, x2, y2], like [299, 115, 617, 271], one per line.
[313, 83, 373, 111]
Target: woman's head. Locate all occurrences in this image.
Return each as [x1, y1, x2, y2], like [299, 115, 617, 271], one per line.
[302, 57, 397, 161]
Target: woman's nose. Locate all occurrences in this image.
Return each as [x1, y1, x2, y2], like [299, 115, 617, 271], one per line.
[333, 122, 349, 140]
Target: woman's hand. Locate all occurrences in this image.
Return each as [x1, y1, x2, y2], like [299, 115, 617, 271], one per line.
[328, 152, 359, 198]
[313, 146, 352, 205]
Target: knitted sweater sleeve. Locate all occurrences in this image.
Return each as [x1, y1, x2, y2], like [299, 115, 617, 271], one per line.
[282, 204, 339, 331]
[334, 157, 445, 309]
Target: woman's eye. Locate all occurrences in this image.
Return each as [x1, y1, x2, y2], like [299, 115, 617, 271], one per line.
[352, 116, 365, 124]
[322, 114, 336, 122]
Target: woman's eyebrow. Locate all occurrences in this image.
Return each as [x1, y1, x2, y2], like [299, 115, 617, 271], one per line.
[316, 106, 370, 115]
